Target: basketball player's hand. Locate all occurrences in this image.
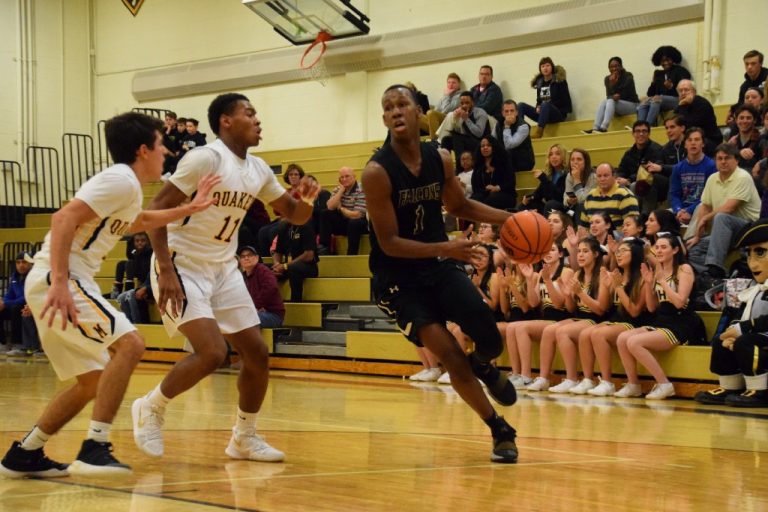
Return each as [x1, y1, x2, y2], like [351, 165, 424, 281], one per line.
[156, 271, 185, 318]
[189, 174, 223, 212]
[443, 237, 483, 262]
[296, 176, 321, 204]
[41, 282, 80, 330]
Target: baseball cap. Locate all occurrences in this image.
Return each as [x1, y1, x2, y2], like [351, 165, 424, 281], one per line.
[237, 246, 258, 256]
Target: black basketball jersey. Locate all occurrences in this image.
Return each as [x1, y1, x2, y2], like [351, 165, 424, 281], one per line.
[368, 142, 448, 275]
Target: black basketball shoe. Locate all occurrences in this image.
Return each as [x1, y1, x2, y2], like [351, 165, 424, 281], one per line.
[68, 440, 132, 476]
[469, 354, 517, 406]
[491, 424, 518, 464]
[0, 441, 69, 478]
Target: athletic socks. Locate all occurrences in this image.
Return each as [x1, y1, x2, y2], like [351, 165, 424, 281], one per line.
[235, 408, 258, 435]
[146, 385, 171, 409]
[20, 426, 51, 451]
[86, 421, 111, 443]
[720, 374, 746, 390]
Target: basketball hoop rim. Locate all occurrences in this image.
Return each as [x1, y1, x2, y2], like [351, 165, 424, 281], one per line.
[300, 31, 333, 70]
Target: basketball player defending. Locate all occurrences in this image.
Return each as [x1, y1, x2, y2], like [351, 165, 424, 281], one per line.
[0, 113, 220, 478]
[364, 85, 519, 463]
[132, 93, 319, 462]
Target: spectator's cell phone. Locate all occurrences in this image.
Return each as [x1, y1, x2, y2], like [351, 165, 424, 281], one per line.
[566, 192, 576, 198]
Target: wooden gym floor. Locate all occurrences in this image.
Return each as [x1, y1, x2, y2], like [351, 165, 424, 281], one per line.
[0, 359, 766, 511]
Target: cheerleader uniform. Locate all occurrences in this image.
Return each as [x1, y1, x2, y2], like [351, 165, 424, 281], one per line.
[505, 281, 538, 322]
[604, 284, 649, 329]
[539, 264, 569, 322]
[572, 282, 607, 324]
[646, 274, 703, 345]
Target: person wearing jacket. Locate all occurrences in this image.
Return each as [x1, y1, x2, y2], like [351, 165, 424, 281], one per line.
[518, 57, 573, 139]
[584, 57, 639, 133]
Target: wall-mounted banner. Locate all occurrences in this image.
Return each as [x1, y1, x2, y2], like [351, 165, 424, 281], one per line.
[121, 0, 145, 16]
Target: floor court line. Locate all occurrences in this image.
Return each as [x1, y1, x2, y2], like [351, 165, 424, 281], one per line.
[123, 457, 635, 490]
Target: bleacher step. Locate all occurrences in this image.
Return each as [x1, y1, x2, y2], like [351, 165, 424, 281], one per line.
[301, 331, 346, 346]
[349, 305, 387, 319]
[275, 343, 346, 357]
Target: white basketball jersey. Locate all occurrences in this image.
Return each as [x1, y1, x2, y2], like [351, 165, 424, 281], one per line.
[34, 164, 142, 278]
[166, 139, 285, 263]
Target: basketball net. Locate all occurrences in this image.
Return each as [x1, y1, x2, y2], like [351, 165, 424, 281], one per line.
[300, 31, 332, 86]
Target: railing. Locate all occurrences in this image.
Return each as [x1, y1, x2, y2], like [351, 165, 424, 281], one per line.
[96, 119, 112, 170]
[62, 133, 97, 194]
[132, 107, 172, 119]
[0, 160, 24, 228]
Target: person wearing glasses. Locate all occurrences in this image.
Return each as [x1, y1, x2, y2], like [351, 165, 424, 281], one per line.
[617, 121, 664, 214]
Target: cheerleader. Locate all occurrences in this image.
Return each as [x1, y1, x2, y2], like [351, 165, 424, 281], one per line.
[527, 237, 611, 392]
[583, 237, 649, 396]
[506, 243, 572, 389]
[614, 233, 701, 399]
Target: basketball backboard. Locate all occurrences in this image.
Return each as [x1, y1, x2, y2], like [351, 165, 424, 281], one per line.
[242, 0, 370, 45]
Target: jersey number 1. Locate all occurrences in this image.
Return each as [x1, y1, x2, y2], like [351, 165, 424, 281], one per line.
[214, 215, 241, 243]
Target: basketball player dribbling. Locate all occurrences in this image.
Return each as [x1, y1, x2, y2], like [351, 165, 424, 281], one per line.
[131, 93, 319, 462]
[363, 85, 519, 463]
[0, 113, 220, 478]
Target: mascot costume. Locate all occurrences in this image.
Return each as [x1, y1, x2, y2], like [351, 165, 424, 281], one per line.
[694, 219, 768, 407]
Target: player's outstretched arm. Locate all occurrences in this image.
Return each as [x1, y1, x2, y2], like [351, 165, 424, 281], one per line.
[362, 161, 480, 263]
[439, 149, 511, 226]
[128, 174, 221, 234]
[270, 176, 320, 227]
[41, 199, 98, 329]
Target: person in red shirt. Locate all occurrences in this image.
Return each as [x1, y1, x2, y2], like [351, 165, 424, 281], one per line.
[238, 246, 285, 327]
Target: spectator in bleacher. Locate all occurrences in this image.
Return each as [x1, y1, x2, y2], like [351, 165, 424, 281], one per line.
[520, 143, 568, 213]
[738, 50, 768, 105]
[579, 163, 640, 229]
[636, 45, 691, 126]
[457, 150, 475, 199]
[615, 233, 702, 399]
[694, 219, 768, 408]
[175, 117, 187, 139]
[238, 246, 284, 328]
[674, 80, 723, 156]
[180, 118, 207, 157]
[273, 219, 319, 303]
[470, 136, 517, 210]
[548, 209, 572, 247]
[1, 251, 42, 356]
[744, 87, 765, 113]
[645, 209, 681, 246]
[116, 232, 153, 324]
[493, 100, 535, 173]
[162, 112, 182, 179]
[728, 104, 762, 173]
[583, 57, 639, 134]
[470, 65, 503, 121]
[318, 166, 367, 255]
[238, 198, 271, 253]
[256, 163, 304, 257]
[437, 91, 491, 169]
[686, 144, 761, 285]
[650, 115, 688, 183]
[563, 148, 596, 220]
[403, 82, 430, 116]
[306, 174, 331, 236]
[617, 120, 664, 214]
[518, 57, 573, 139]
[670, 127, 717, 226]
[420, 72, 462, 141]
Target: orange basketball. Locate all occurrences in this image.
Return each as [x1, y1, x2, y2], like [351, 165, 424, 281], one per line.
[498, 211, 554, 264]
